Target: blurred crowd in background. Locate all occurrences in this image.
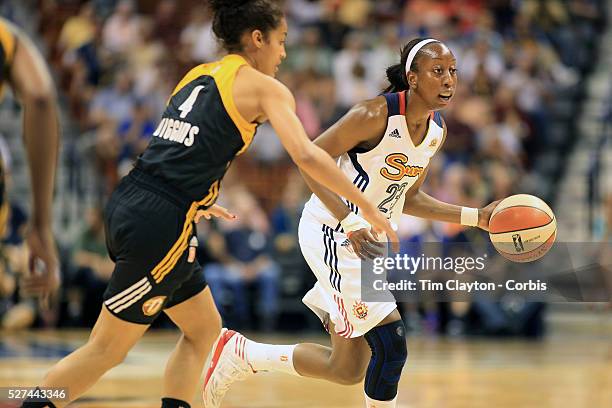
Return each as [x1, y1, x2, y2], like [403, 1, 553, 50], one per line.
[0, 0, 607, 335]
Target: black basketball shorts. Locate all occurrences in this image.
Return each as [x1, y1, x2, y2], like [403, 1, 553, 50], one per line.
[102, 168, 208, 324]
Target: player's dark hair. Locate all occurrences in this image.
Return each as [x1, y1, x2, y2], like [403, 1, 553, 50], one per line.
[208, 0, 284, 53]
[384, 38, 436, 93]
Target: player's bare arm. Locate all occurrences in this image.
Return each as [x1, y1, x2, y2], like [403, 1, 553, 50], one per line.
[6, 22, 60, 300]
[301, 97, 388, 221]
[299, 97, 390, 259]
[400, 125, 499, 230]
[255, 74, 399, 246]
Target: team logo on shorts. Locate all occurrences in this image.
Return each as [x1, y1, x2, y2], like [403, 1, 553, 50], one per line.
[352, 301, 368, 320]
[142, 296, 167, 316]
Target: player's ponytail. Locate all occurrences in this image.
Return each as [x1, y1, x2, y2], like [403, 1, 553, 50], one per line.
[384, 63, 407, 93]
[208, 0, 284, 53]
[384, 38, 434, 93]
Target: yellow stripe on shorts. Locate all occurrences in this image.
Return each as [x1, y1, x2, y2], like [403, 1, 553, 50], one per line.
[151, 179, 221, 283]
[151, 203, 198, 283]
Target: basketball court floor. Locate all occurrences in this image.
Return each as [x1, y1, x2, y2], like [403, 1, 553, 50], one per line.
[1, 314, 610, 408]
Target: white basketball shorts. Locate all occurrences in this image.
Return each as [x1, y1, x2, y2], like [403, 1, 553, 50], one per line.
[298, 209, 397, 338]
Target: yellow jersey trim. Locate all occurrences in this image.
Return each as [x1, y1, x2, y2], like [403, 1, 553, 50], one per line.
[0, 19, 15, 67]
[171, 54, 257, 154]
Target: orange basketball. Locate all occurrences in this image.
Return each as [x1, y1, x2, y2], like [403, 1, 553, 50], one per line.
[488, 194, 557, 262]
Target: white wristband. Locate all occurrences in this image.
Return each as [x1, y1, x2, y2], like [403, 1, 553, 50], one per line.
[460, 207, 479, 227]
[340, 212, 370, 233]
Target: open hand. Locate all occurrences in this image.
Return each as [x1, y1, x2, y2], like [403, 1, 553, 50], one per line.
[21, 225, 60, 310]
[195, 204, 237, 222]
[359, 205, 399, 253]
[348, 228, 385, 260]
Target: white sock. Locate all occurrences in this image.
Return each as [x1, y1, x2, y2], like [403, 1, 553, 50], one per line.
[364, 392, 397, 408]
[244, 339, 300, 376]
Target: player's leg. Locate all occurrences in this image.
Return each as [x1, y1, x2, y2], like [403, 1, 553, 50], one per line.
[203, 308, 406, 408]
[244, 307, 404, 382]
[293, 217, 408, 400]
[249, 308, 406, 407]
[292, 310, 401, 384]
[361, 309, 406, 408]
[162, 286, 222, 408]
[21, 306, 149, 408]
[287, 319, 369, 384]
[211, 318, 371, 384]
[203, 217, 407, 406]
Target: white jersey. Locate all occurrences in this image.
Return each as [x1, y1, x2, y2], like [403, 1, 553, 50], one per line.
[299, 92, 445, 338]
[303, 91, 445, 228]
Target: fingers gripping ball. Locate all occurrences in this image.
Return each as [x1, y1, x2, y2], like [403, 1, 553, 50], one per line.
[488, 194, 556, 263]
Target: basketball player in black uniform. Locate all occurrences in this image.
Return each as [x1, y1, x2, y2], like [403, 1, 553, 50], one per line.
[21, 1, 398, 407]
[0, 17, 60, 306]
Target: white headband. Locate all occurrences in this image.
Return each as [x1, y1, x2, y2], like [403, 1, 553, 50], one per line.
[405, 38, 438, 74]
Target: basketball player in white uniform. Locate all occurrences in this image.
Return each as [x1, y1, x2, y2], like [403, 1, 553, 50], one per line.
[203, 39, 500, 408]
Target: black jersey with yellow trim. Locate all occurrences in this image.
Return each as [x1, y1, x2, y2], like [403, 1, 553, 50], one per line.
[136, 54, 258, 207]
[0, 17, 16, 98]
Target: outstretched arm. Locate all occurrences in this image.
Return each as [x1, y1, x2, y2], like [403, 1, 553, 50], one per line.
[401, 128, 499, 230]
[259, 78, 398, 248]
[402, 189, 499, 231]
[298, 99, 388, 221]
[297, 98, 391, 258]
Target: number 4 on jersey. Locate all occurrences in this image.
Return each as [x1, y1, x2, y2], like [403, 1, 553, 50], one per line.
[178, 85, 206, 119]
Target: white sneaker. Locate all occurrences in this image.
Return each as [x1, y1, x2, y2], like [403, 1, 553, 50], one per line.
[203, 328, 254, 407]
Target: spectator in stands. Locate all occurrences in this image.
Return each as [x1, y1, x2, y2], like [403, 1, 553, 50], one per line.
[180, 7, 218, 64]
[460, 36, 504, 96]
[70, 207, 114, 326]
[57, 2, 98, 74]
[205, 186, 280, 331]
[286, 26, 333, 77]
[332, 32, 377, 111]
[116, 99, 155, 176]
[0, 203, 35, 331]
[317, 6, 351, 51]
[0, 195, 60, 331]
[287, 0, 324, 28]
[89, 68, 136, 127]
[152, 0, 181, 49]
[58, 2, 101, 125]
[102, 0, 140, 54]
[336, 0, 371, 30]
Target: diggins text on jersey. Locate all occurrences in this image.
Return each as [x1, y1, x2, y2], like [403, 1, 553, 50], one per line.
[152, 117, 199, 147]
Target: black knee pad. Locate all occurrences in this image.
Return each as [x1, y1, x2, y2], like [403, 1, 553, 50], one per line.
[161, 397, 191, 408]
[363, 319, 408, 401]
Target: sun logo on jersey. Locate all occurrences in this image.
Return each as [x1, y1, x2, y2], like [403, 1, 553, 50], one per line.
[142, 296, 167, 316]
[352, 301, 368, 320]
[429, 138, 438, 148]
[380, 153, 424, 181]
